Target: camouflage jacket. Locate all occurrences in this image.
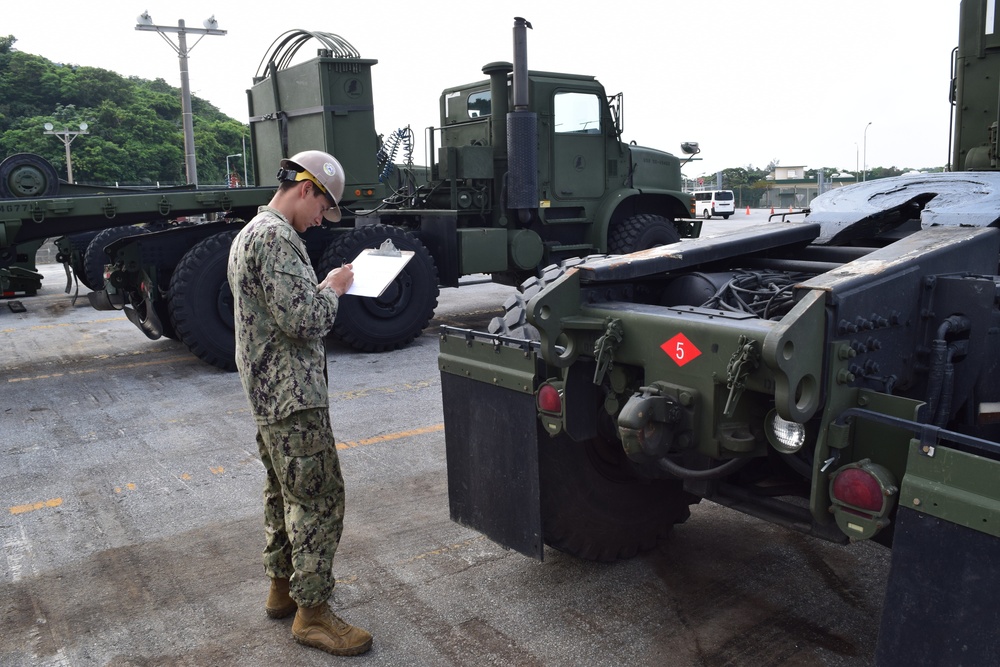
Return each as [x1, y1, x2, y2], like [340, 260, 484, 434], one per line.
[227, 206, 339, 425]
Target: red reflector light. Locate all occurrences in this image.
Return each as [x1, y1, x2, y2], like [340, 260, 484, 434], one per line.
[832, 468, 883, 511]
[537, 383, 562, 414]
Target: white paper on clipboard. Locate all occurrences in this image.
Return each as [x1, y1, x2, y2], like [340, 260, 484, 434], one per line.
[344, 248, 414, 297]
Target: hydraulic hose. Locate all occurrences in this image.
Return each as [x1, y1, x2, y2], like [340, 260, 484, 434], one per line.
[935, 346, 958, 427]
[656, 455, 750, 480]
[926, 315, 969, 424]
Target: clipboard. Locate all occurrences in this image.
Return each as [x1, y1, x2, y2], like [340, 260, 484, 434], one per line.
[345, 239, 414, 298]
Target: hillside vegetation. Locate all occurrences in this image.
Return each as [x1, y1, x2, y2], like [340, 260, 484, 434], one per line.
[0, 35, 253, 186]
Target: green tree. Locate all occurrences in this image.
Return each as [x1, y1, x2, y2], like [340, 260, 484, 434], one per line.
[696, 165, 771, 207]
[0, 40, 252, 186]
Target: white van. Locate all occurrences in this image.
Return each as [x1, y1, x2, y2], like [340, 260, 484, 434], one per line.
[693, 190, 736, 219]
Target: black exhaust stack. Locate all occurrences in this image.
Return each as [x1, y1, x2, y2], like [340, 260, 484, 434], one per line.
[506, 17, 537, 224]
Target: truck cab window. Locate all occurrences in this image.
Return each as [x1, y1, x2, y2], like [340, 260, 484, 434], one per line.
[468, 91, 491, 118]
[554, 92, 601, 134]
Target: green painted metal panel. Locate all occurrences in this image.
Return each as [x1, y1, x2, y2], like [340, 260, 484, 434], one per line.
[439, 332, 538, 395]
[248, 55, 381, 188]
[457, 228, 507, 274]
[900, 440, 1000, 538]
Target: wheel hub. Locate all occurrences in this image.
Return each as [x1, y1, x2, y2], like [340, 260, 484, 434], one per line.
[8, 165, 46, 197]
[363, 272, 412, 318]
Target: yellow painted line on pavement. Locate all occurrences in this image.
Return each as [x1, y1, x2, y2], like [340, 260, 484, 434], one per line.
[333, 379, 437, 401]
[10, 497, 63, 515]
[6, 425, 442, 515]
[337, 423, 444, 450]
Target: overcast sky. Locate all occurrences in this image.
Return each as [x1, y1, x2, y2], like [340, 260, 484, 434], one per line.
[6, 0, 960, 179]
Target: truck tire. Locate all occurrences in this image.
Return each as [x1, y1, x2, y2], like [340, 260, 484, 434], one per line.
[607, 214, 680, 254]
[167, 231, 239, 371]
[540, 431, 693, 562]
[489, 256, 604, 339]
[83, 225, 149, 290]
[0, 153, 59, 198]
[155, 301, 178, 341]
[318, 224, 439, 352]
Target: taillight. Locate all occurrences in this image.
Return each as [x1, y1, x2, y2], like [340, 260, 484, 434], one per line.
[536, 382, 563, 415]
[828, 459, 898, 540]
[832, 467, 884, 511]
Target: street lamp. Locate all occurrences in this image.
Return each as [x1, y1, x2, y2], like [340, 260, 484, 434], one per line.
[226, 153, 242, 187]
[136, 11, 226, 186]
[863, 121, 872, 182]
[43, 122, 89, 183]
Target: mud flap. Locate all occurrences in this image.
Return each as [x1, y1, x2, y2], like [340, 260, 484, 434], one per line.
[122, 301, 163, 340]
[875, 507, 1000, 665]
[442, 373, 543, 559]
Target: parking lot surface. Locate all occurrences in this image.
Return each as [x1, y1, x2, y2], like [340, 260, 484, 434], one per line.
[1, 227, 889, 666]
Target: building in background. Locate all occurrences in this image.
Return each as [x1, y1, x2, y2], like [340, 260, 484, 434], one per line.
[759, 165, 855, 209]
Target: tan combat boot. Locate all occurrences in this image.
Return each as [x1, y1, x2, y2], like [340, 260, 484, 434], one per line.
[265, 578, 297, 619]
[292, 602, 373, 656]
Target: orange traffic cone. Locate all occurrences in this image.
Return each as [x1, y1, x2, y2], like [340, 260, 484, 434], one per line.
[746, 206, 750, 215]
[789, 205, 793, 213]
[770, 206, 775, 214]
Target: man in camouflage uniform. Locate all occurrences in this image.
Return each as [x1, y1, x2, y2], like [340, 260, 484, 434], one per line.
[227, 150, 372, 657]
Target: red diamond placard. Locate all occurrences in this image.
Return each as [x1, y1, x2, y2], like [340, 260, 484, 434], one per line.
[661, 332, 701, 367]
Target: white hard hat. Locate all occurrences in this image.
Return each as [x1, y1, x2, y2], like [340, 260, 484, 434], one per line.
[278, 150, 345, 222]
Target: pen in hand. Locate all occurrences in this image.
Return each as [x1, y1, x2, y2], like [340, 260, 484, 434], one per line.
[317, 262, 354, 296]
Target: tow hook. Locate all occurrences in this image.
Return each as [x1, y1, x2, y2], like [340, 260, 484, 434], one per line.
[618, 383, 694, 462]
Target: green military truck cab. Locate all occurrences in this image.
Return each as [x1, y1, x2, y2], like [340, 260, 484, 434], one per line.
[373, 18, 699, 290]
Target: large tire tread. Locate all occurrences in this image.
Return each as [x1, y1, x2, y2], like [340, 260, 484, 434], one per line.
[540, 432, 693, 562]
[607, 213, 681, 255]
[318, 224, 439, 352]
[83, 225, 148, 290]
[488, 255, 605, 339]
[168, 231, 239, 371]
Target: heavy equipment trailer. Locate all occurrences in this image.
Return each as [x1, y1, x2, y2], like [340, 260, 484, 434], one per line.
[1, 19, 700, 370]
[439, 1, 1000, 664]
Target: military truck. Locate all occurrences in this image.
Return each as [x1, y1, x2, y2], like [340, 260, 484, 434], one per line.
[439, 1, 1000, 663]
[0, 18, 699, 370]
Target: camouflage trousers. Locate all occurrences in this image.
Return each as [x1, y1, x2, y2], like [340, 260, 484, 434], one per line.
[256, 407, 345, 608]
